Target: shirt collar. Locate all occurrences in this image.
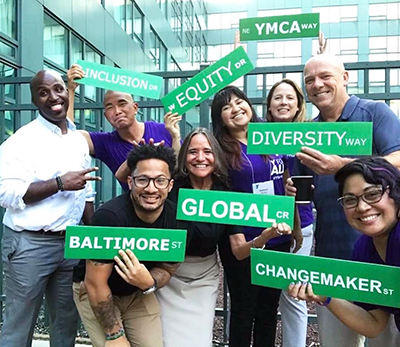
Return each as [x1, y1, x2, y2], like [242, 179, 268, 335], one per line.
[36, 114, 76, 134]
[315, 95, 359, 122]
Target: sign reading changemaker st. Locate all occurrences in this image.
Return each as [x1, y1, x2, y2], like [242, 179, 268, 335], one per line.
[161, 46, 253, 115]
[64, 226, 187, 262]
[176, 189, 295, 229]
[76, 60, 163, 99]
[251, 249, 400, 308]
[247, 122, 373, 156]
[240, 13, 320, 41]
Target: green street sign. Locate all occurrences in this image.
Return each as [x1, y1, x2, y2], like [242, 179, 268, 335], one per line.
[161, 46, 254, 115]
[176, 189, 294, 229]
[247, 122, 373, 155]
[76, 60, 163, 99]
[64, 225, 187, 262]
[240, 13, 320, 41]
[251, 249, 400, 308]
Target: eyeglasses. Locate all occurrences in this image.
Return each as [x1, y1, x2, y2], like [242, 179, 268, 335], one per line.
[337, 187, 386, 209]
[132, 176, 171, 189]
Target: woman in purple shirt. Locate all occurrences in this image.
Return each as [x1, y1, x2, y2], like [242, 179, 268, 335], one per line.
[265, 79, 314, 347]
[289, 157, 400, 346]
[211, 85, 302, 347]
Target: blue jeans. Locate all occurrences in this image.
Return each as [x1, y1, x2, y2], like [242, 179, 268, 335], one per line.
[0, 226, 79, 347]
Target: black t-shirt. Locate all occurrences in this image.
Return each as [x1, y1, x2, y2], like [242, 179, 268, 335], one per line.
[169, 177, 242, 257]
[73, 192, 186, 297]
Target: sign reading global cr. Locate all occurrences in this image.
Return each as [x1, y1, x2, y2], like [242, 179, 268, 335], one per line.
[240, 13, 320, 41]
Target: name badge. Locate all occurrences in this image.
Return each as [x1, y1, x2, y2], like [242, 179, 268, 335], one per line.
[252, 180, 275, 195]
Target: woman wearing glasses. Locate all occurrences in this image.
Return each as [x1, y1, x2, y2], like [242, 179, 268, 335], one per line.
[289, 157, 400, 346]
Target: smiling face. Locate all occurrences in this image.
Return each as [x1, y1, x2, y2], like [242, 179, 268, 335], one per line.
[186, 134, 215, 181]
[31, 71, 69, 126]
[220, 93, 253, 132]
[304, 55, 349, 115]
[128, 158, 173, 217]
[269, 83, 299, 122]
[342, 174, 397, 239]
[103, 91, 138, 130]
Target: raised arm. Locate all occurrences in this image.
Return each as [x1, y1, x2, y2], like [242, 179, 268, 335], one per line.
[164, 111, 182, 156]
[66, 64, 85, 122]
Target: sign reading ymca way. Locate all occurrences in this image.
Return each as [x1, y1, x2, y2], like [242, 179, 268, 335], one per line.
[240, 13, 320, 41]
[251, 249, 400, 308]
[161, 46, 254, 115]
[247, 122, 373, 155]
[176, 189, 294, 229]
[76, 60, 163, 99]
[64, 226, 187, 262]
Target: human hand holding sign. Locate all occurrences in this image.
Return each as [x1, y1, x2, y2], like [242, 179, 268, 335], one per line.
[288, 282, 327, 304]
[114, 249, 155, 290]
[296, 147, 350, 175]
[67, 64, 85, 91]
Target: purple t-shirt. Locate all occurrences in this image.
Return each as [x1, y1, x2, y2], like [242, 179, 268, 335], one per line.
[352, 221, 400, 331]
[287, 155, 314, 228]
[90, 121, 173, 191]
[228, 142, 290, 245]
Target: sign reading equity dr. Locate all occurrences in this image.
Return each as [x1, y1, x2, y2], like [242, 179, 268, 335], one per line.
[64, 226, 187, 262]
[240, 13, 320, 41]
[251, 249, 400, 308]
[161, 46, 253, 115]
[247, 122, 373, 156]
[176, 189, 294, 229]
[76, 60, 163, 99]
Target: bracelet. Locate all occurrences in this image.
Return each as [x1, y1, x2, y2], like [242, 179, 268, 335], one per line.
[251, 238, 258, 248]
[56, 176, 65, 191]
[317, 297, 332, 307]
[105, 327, 125, 341]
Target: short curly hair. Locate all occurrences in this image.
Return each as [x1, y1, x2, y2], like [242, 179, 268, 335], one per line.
[335, 156, 400, 207]
[127, 144, 176, 177]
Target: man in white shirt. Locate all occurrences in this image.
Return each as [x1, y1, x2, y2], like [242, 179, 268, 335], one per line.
[0, 70, 101, 346]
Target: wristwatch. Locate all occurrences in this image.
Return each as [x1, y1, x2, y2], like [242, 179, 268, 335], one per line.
[142, 277, 158, 295]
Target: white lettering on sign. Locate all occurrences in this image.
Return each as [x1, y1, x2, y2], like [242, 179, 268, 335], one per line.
[69, 236, 170, 251]
[255, 21, 302, 36]
[255, 264, 383, 293]
[85, 68, 155, 90]
[252, 131, 351, 147]
[175, 62, 234, 108]
[181, 199, 276, 224]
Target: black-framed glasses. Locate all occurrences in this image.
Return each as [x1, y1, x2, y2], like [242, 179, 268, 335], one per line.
[337, 186, 386, 209]
[132, 176, 171, 189]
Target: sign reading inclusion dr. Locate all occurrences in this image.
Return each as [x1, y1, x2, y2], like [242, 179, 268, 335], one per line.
[161, 46, 253, 115]
[64, 226, 187, 262]
[76, 60, 163, 99]
[251, 249, 400, 308]
[240, 13, 320, 41]
[176, 189, 294, 229]
[247, 122, 373, 156]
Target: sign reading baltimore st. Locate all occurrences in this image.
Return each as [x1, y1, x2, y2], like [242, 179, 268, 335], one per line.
[176, 189, 294, 228]
[251, 249, 400, 308]
[76, 60, 163, 99]
[161, 46, 253, 115]
[247, 122, 373, 155]
[240, 13, 320, 41]
[64, 226, 187, 262]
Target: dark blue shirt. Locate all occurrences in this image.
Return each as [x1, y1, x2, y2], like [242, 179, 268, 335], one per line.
[294, 96, 400, 259]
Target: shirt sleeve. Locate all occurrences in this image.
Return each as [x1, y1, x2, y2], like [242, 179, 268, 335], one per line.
[0, 139, 33, 210]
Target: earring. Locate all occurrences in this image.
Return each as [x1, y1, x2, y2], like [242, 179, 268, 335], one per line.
[182, 166, 189, 175]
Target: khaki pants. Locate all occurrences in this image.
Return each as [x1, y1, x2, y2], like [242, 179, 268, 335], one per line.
[73, 282, 162, 347]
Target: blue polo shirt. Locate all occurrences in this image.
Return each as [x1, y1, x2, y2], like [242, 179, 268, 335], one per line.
[294, 95, 400, 259]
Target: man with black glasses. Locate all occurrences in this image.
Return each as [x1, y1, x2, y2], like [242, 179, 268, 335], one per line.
[73, 144, 185, 347]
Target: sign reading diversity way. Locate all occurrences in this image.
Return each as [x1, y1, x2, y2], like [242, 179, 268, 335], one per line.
[251, 249, 400, 308]
[64, 226, 187, 262]
[176, 189, 295, 228]
[240, 13, 320, 41]
[76, 60, 163, 99]
[161, 46, 253, 115]
[247, 122, 373, 155]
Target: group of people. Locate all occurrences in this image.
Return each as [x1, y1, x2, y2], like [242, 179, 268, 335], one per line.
[1, 51, 400, 347]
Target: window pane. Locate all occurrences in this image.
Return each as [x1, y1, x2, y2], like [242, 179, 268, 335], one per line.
[0, 40, 16, 58]
[71, 34, 83, 64]
[0, 0, 16, 39]
[44, 15, 67, 68]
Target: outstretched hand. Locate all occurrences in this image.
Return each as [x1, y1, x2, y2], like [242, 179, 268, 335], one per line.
[61, 167, 101, 191]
